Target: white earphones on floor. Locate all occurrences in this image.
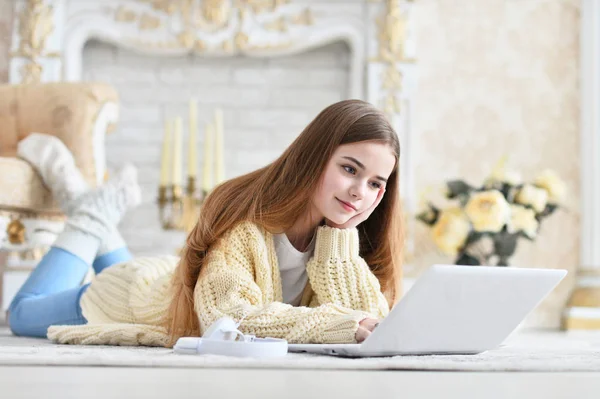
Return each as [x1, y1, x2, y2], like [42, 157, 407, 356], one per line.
[173, 317, 288, 358]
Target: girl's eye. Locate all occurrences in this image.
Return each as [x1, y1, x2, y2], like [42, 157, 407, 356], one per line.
[342, 165, 383, 189]
[343, 165, 356, 175]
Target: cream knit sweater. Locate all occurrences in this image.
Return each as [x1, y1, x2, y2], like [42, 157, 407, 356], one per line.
[47, 222, 390, 346]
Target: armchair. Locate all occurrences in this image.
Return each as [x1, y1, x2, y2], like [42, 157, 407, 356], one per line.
[0, 82, 119, 310]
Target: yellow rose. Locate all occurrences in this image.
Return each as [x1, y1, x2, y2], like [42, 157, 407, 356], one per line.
[507, 205, 539, 239]
[431, 208, 471, 256]
[534, 169, 566, 203]
[515, 184, 548, 213]
[464, 190, 510, 233]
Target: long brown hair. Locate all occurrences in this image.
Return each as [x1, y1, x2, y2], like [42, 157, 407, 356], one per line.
[164, 99, 404, 344]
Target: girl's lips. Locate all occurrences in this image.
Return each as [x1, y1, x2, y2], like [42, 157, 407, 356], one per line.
[336, 198, 356, 212]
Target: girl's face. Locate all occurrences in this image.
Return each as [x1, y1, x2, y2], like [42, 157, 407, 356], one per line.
[312, 141, 397, 226]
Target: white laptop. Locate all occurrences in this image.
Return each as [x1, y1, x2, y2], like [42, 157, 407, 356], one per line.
[288, 264, 567, 357]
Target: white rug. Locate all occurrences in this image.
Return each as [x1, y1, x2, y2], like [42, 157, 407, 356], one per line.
[1, 328, 600, 372]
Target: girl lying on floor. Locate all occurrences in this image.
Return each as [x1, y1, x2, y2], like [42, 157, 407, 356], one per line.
[8, 99, 404, 347]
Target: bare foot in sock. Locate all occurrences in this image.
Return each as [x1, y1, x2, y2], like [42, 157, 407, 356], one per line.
[66, 164, 142, 238]
[17, 133, 89, 210]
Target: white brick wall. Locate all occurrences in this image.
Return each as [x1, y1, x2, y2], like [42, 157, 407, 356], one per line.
[82, 40, 350, 256]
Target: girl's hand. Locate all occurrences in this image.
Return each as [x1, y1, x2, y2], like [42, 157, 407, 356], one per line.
[355, 317, 379, 343]
[327, 188, 385, 230]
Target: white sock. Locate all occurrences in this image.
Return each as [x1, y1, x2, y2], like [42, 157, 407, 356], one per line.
[17, 133, 89, 209]
[54, 165, 141, 262]
[97, 226, 127, 256]
[53, 227, 102, 265]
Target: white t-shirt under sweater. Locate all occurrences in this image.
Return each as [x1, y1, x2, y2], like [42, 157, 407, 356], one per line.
[273, 232, 316, 306]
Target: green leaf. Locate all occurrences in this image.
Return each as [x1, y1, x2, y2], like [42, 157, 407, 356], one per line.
[455, 253, 480, 266]
[446, 180, 474, 199]
[497, 257, 510, 267]
[416, 204, 439, 226]
[499, 183, 513, 201]
[464, 231, 485, 247]
[538, 203, 558, 218]
[493, 232, 519, 257]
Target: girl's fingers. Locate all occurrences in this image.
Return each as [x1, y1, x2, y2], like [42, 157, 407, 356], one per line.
[365, 188, 385, 216]
[360, 318, 380, 332]
[355, 327, 371, 343]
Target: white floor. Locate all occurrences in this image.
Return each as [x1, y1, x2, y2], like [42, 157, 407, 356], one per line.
[2, 316, 600, 398]
[1, 366, 600, 399]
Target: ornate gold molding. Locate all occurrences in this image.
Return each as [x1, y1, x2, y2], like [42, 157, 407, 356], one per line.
[140, 13, 162, 30]
[116, 6, 163, 30]
[1, 210, 64, 255]
[6, 219, 26, 245]
[116, 7, 137, 23]
[12, 0, 55, 84]
[0, 209, 64, 221]
[376, 0, 414, 117]
[116, 0, 312, 52]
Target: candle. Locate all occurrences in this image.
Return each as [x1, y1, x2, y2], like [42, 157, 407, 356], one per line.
[159, 119, 172, 186]
[172, 117, 183, 186]
[203, 123, 213, 192]
[214, 108, 224, 184]
[188, 98, 197, 177]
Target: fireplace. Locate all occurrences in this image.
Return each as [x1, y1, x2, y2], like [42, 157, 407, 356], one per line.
[82, 39, 353, 254]
[8, 0, 418, 256]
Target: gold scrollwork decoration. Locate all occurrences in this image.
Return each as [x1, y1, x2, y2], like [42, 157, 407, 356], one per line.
[178, 30, 197, 48]
[116, 6, 137, 23]
[378, 0, 407, 63]
[20, 63, 43, 84]
[375, 1, 415, 265]
[290, 8, 313, 26]
[264, 16, 287, 33]
[7, 218, 26, 245]
[201, 0, 232, 27]
[116, 0, 309, 53]
[13, 0, 55, 84]
[138, 0, 178, 15]
[234, 32, 249, 50]
[140, 13, 162, 30]
[376, 0, 414, 117]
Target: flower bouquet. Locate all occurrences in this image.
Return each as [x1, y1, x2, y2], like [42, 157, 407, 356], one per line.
[416, 159, 566, 266]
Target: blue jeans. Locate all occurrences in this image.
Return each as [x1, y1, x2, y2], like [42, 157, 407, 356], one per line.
[8, 247, 132, 338]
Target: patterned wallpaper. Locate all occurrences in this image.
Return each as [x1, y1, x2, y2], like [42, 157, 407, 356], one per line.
[0, 0, 581, 327]
[410, 0, 580, 327]
[0, 0, 13, 83]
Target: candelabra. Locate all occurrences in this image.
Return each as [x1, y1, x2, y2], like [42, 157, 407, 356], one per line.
[157, 176, 207, 232]
[157, 103, 224, 232]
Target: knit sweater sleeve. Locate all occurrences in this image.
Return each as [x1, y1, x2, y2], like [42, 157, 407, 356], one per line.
[306, 226, 390, 319]
[194, 224, 370, 344]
